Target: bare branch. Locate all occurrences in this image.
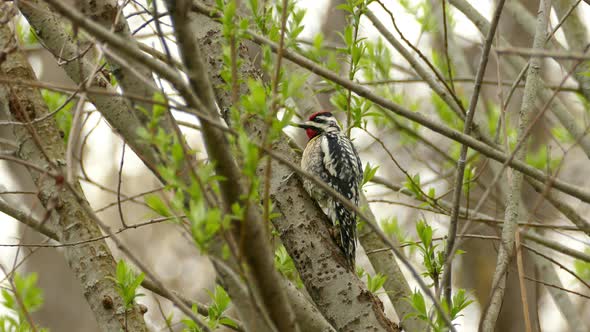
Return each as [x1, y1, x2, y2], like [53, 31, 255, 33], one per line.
[532, 246, 589, 332]
[164, 1, 299, 331]
[17, 0, 164, 175]
[449, 0, 590, 158]
[187, 6, 399, 331]
[480, 1, 551, 329]
[441, 0, 506, 306]
[0, 21, 148, 331]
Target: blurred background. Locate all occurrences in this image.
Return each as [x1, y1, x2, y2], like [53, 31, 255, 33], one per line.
[1, 0, 590, 331]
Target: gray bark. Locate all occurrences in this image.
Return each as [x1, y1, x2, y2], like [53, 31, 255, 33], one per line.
[187, 8, 399, 332]
[0, 23, 148, 332]
[480, 0, 551, 330]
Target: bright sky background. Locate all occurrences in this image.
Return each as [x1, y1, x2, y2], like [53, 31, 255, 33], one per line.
[2, 0, 590, 329]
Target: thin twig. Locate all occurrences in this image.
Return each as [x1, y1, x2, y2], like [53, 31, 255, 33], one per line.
[116, 142, 128, 227]
[318, 77, 580, 93]
[525, 244, 590, 290]
[496, 46, 590, 60]
[0, 265, 39, 332]
[440, 0, 455, 93]
[480, 2, 551, 328]
[515, 231, 533, 332]
[524, 276, 590, 300]
[524, 230, 590, 263]
[441, 0, 506, 306]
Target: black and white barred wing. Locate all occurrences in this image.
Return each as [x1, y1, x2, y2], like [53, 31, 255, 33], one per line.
[320, 132, 362, 266]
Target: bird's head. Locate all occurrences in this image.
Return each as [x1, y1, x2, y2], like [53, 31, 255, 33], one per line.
[295, 111, 341, 139]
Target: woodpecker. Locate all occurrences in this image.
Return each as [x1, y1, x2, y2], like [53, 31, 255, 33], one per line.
[297, 111, 363, 268]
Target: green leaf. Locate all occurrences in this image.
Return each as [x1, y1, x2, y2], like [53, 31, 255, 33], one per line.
[574, 249, 590, 280]
[16, 19, 38, 46]
[366, 273, 387, 293]
[462, 166, 476, 194]
[13, 273, 43, 313]
[432, 94, 458, 127]
[152, 92, 167, 120]
[450, 289, 474, 319]
[219, 317, 239, 328]
[144, 194, 171, 217]
[41, 90, 74, 143]
[551, 126, 573, 143]
[1, 272, 46, 331]
[362, 162, 379, 186]
[416, 220, 433, 248]
[274, 246, 302, 288]
[109, 260, 145, 308]
[1, 289, 15, 312]
[380, 217, 407, 245]
[404, 173, 423, 199]
[189, 200, 222, 250]
[404, 290, 428, 320]
[206, 286, 228, 320]
[356, 266, 366, 279]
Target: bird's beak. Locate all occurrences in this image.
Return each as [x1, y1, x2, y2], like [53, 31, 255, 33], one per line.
[292, 121, 314, 129]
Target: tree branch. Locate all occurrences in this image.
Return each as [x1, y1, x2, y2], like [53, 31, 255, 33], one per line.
[480, 1, 551, 329]
[17, 0, 164, 175]
[449, 0, 590, 158]
[0, 22, 148, 332]
[187, 7, 398, 331]
[441, 0, 506, 306]
[164, 1, 299, 331]
[532, 245, 588, 332]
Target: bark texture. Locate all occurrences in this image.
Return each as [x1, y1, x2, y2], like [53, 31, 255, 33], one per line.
[0, 22, 147, 332]
[166, 1, 300, 332]
[189, 9, 399, 332]
[480, 0, 551, 330]
[450, 0, 590, 158]
[17, 0, 163, 172]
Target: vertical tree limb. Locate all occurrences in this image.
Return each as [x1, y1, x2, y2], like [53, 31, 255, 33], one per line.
[17, 1, 277, 329]
[0, 22, 148, 332]
[449, 0, 590, 158]
[480, 1, 551, 330]
[164, 1, 300, 331]
[17, 0, 163, 174]
[188, 6, 400, 332]
[533, 246, 588, 332]
[514, 232, 533, 332]
[358, 196, 426, 332]
[441, 0, 506, 306]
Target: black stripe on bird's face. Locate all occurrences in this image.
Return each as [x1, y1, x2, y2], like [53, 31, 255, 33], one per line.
[309, 114, 341, 132]
[297, 111, 342, 139]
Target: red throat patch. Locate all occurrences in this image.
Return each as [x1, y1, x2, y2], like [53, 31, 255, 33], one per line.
[306, 128, 319, 139]
[305, 110, 331, 139]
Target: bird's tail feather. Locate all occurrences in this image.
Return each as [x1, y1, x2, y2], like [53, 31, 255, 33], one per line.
[333, 201, 357, 268]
